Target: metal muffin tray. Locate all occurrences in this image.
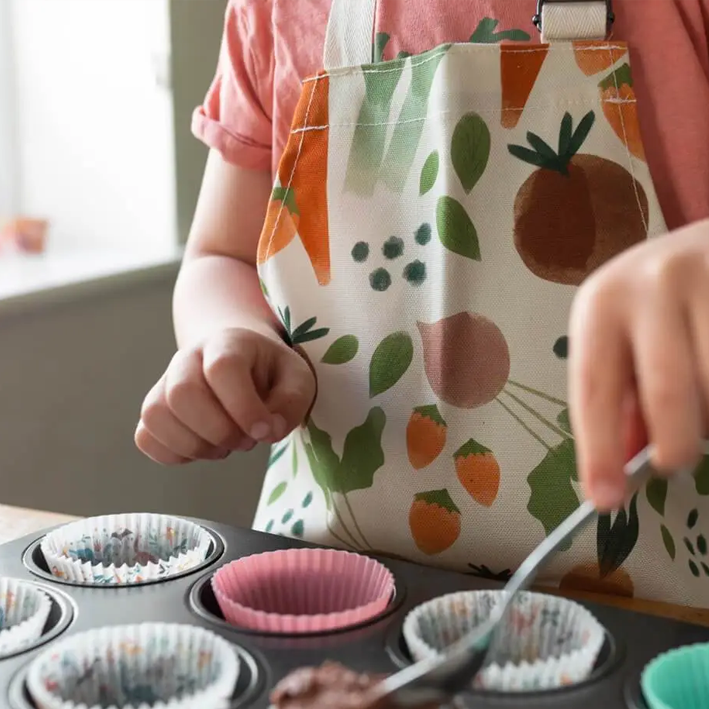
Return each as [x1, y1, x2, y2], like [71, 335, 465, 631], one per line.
[0, 517, 706, 708]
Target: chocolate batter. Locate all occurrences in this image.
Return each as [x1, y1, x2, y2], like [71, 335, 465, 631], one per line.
[270, 662, 441, 709]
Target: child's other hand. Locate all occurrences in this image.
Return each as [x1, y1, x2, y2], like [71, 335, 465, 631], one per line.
[134, 328, 316, 465]
[570, 218, 709, 511]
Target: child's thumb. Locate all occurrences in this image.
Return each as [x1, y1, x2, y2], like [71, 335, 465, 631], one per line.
[265, 352, 317, 438]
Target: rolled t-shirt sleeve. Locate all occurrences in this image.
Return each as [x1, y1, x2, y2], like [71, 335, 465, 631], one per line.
[192, 0, 273, 171]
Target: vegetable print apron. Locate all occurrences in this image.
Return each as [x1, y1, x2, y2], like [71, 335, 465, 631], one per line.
[254, 0, 709, 607]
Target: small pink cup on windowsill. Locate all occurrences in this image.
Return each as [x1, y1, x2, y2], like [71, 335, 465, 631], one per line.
[1, 218, 49, 254]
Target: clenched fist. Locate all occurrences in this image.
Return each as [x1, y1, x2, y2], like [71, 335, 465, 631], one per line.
[135, 328, 316, 465]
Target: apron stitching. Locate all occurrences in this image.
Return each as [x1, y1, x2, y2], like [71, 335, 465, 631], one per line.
[263, 75, 321, 272]
[290, 99, 637, 134]
[302, 43, 628, 83]
[603, 44, 650, 235]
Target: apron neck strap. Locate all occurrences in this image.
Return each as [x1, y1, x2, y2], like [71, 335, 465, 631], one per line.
[537, 1, 611, 42]
[323, 0, 377, 71]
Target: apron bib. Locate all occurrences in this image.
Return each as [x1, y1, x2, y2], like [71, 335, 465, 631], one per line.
[254, 0, 709, 607]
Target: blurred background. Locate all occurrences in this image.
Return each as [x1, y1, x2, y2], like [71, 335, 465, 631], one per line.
[0, 0, 268, 526]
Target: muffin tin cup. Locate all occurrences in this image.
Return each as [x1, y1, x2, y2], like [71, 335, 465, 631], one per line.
[25, 623, 239, 709]
[403, 590, 605, 692]
[640, 642, 709, 709]
[212, 548, 396, 634]
[0, 579, 52, 660]
[38, 514, 215, 586]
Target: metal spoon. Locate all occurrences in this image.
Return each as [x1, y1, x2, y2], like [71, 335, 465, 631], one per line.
[373, 445, 658, 708]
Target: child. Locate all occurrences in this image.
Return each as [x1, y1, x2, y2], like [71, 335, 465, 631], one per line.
[135, 0, 709, 606]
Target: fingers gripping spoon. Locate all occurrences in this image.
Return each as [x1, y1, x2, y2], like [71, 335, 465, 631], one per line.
[372, 445, 659, 708]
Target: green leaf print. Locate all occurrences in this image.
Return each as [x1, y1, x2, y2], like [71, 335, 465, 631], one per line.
[321, 335, 359, 365]
[268, 443, 289, 469]
[380, 46, 450, 193]
[646, 478, 668, 516]
[420, 151, 440, 195]
[271, 186, 299, 215]
[345, 44, 407, 196]
[436, 196, 481, 261]
[556, 408, 573, 437]
[306, 409, 387, 497]
[373, 33, 390, 64]
[451, 113, 491, 194]
[304, 420, 341, 508]
[469, 18, 531, 44]
[661, 524, 676, 560]
[267, 481, 288, 506]
[527, 438, 579, 551]
[695, 455, 709, 495]
[292, 441, 299, 477]
[369, 332, 414, 397]
[339, 408, 386, 493]
[596, 494, 639, 578]
[290, 316, 330, 345]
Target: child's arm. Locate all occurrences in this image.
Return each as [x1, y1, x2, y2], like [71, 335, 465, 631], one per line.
[135, 150, 316, 466]
[173, 150, 280, 347]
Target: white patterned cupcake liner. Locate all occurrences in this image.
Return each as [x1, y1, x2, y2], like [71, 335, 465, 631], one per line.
[41, 513, 212, 585]
[403, 590, 605, 692]
[26, 623, 239, 709]
[0, 578, 51, 658]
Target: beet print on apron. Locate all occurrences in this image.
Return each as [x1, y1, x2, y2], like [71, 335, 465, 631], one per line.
[254, 0, 709, 607]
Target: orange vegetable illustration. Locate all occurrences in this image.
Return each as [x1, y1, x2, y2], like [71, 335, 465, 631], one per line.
[509, 111, 648, 285]
[454, 439, 500, 507]
[406, 405, 447, 469]
[573, 41, 627, 76]
[599, 63, 646, 161]
[257, 187, 300, 265]
[501, 45, 549, 129]
[409, 489, 461, 555]
[418, 312, 510, 409]
[260, 73, 331, 285]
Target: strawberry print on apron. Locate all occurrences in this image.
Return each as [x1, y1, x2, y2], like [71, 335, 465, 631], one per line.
[254, 0, 709, 607]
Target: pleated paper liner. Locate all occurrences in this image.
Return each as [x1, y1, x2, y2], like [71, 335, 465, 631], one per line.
[0, 578, 51, 659]
[40, 513, 211, 585]
[403, 590, 604, 691]
[212, 548, 395, 633]
[26, 623, 239, 709]
[642, 642, 709, 709]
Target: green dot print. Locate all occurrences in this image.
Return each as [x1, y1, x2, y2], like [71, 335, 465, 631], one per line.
[415, 223, 432, 245]
[403, 260, 427, 286]
[302, 492, 313, 508]
[370, 268, 392, 291]
[553, 336, 569, 359]
[352, 241, 370, 262]
[383, 236, 405, 260]
[291, 520, 305, 537]
[265, 520, 274, 533]
[281, 509, 294, 524]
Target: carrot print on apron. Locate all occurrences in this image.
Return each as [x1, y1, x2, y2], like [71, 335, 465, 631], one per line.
[254, 0, 709, 607]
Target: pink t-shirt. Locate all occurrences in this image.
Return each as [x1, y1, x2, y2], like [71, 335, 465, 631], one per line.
[193, 0, 709, 231]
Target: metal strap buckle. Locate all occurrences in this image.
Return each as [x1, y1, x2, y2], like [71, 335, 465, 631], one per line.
[533, 0, 615, 34]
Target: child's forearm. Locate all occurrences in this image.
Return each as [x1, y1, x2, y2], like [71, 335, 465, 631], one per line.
[173, 254, 283, 349]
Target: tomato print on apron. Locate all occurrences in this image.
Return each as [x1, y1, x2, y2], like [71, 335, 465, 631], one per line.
[254, 0, 709, 607]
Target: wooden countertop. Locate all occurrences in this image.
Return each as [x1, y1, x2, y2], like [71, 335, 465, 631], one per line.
[1, 504, 707, 627]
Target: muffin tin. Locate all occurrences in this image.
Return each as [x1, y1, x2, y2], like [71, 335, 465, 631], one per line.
[0, 515, 707, 708]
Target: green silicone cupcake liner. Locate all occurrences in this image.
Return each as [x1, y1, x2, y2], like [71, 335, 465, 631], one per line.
[642, 642, 709, 709]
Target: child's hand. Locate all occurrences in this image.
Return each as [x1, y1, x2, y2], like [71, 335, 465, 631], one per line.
[134, 327, 316, 465]
[569, 218, 709, 510]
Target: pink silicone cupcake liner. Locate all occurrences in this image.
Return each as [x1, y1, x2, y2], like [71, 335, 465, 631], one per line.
[212, 548, 395, 634]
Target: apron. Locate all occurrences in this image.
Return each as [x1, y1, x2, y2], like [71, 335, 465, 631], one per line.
[254, 0, 709, 607]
